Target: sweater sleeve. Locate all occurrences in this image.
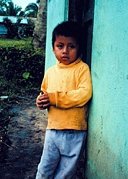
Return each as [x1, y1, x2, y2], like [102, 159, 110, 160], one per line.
[48, 65, 92, 109]
[40, 72, 48, 93]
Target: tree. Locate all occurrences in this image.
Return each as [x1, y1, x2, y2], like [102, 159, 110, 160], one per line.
[24, 3, 38, 18]
[0, 0, 22, 16]
[32, 0, 47, 49]
[0, 0, 10, 16]
[6, 1, 22, 16]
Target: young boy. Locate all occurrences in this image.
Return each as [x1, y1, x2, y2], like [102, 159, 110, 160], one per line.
[35, 21, 92, 179]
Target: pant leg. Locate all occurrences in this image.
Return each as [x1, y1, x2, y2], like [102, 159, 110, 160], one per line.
[35, 130, 60, 179]
[54, 130, 87, 179]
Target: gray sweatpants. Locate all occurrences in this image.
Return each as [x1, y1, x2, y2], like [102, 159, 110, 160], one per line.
[36, 129, 86, 179]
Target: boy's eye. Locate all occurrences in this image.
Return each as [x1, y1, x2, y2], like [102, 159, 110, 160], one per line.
[56, 44, 63, 49]
[55, 43, 77, 50]
[68, 44, 76, 49]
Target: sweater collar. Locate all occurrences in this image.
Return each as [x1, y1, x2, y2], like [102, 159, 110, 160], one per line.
[57, 58, 81, 68]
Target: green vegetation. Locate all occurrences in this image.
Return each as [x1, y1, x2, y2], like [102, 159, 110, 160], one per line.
[0, 38, 45, 97]
[0, 0, 38, 17]
[0, 38, 33, 49]
[0, 37, 45, 141]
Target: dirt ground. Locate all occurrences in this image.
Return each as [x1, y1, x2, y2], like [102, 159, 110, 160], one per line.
[0, 95, 86, 179]
[0, 95, 47, 179]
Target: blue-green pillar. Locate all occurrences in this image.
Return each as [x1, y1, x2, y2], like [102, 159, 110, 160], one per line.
[87, 0, 128, 178]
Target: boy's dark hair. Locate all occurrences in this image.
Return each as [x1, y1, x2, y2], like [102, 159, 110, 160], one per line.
[52, 21, 83, 56]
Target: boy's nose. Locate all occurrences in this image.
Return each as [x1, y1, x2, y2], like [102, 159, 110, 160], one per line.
[63, 46, 68, 53]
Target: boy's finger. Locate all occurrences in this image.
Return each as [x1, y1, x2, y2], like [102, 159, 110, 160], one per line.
[42, 103, 50, 109]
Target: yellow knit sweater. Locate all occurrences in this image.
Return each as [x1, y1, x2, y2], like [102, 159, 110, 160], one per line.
[41, 58, 92, 130]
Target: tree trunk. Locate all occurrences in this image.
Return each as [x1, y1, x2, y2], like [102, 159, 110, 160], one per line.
[32, 0, 47, 49]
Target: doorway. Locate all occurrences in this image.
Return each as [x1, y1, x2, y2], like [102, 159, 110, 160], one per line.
[68, 0, 94, 67]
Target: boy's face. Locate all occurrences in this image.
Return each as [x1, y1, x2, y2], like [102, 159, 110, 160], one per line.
[53, 35, 79, 65]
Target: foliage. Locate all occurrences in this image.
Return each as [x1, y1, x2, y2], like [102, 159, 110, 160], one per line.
[0, 38, 33, 49]
[0, 41, 45, 97]
[0, 0, 38, 17]
[5, 1, 22, 16]
[0, 0, 22, 16]
[24, 3, 38, 18]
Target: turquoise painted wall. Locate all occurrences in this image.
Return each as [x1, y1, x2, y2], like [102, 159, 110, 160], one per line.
[87, 0, 128, 178]
[45, 0, 68, 70]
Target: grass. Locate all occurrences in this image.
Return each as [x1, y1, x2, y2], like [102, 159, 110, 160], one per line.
[0, 37, 33, 49]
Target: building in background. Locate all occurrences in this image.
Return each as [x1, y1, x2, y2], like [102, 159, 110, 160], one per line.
[0, 16, 35, 38]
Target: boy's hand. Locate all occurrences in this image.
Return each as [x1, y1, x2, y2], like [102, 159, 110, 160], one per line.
[36, 92, 50, 110]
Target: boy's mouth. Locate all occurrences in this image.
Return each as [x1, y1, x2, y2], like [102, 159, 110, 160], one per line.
[61, 56, 69, 60]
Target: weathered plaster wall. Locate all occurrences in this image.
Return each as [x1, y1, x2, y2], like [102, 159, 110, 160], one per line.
[87, 0, 128, 178]
[45, 0, 68, 70]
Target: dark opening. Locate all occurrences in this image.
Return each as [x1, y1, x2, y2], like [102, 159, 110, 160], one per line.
[68, 1, 95, 178]
[68, 0, 95, 68]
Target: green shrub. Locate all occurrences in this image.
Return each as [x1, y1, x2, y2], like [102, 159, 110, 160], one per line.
[0, 47, 45, 96]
